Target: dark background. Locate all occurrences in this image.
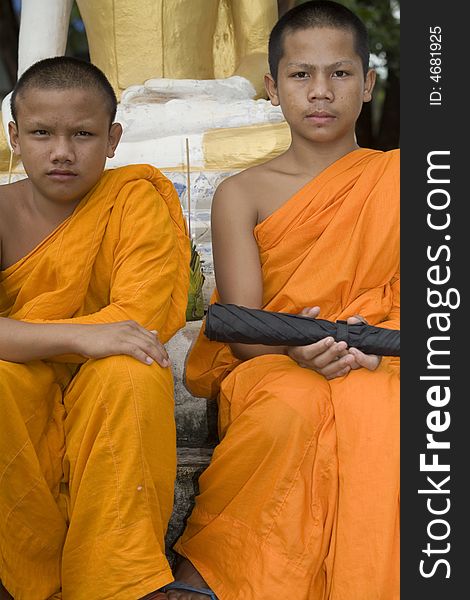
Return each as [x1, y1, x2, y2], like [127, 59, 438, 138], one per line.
[401, 1, 467, 597]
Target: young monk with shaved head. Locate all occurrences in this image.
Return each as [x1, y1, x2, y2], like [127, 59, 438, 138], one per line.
[0, 57, 189, 600]
[164, 2, 400, 599]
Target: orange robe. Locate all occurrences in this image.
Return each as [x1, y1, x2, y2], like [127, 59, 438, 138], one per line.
[177, 148, 400, 599]
[0, 164, 190, 600]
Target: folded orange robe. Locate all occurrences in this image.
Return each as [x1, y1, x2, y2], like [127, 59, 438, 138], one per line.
[0, 164, 190, 600]
[177, 148, 400, 600]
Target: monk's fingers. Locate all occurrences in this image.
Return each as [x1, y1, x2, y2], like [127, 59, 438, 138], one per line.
[336, 345, 349, 359]
[140, 337, 171, 367]
[124, 325, 170, 365]
[346, 314, 368, 325]
[289, 340, 354, 380]
[126, 322, 160, 342]
[119, 329, 170, 367]
[299, 306, 321, 318]
[305, 339, 348, 369]
[291, 339, 351, 377]
[146, 329, 168, 351]
[127, 344, 170, 367]
[320, 352, 356, 379]
[148, 331, 171, 365]
[293, 336, 335, 362]
[288, 341, 324, 367]
[348, 347, 381, 371]
[324, 363, 353, 380]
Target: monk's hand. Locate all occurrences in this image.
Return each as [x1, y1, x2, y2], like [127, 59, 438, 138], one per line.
[346, 314, 381, 372]
[287, 307, 355, 380]
[75, 321, 171, 367]
[298, 306, 321, 319]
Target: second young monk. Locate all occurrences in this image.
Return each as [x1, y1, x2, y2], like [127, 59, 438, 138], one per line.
[165, 2, 400, 599]
[0, 57, 189, 599]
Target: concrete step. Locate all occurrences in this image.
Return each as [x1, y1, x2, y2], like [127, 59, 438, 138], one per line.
[175, 398, 218, 447]
[167, 320, 219, 447]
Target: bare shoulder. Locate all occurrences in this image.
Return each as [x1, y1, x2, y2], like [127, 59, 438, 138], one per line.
[0, 179, 30, 256]
[212, 164, 258, 224]
[216, 157, 283, 197]
[0, 178, 28, 203]
[213, 152, 313, 225]
[0, 179, 27, 226]
[213, 155, 290, 221]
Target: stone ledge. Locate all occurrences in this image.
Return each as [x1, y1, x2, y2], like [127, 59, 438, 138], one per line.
[175, 399, 218, 447]
[167, 320, 219, 446]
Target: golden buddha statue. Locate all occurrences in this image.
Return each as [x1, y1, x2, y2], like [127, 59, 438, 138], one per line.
[77, 0, 277, 100]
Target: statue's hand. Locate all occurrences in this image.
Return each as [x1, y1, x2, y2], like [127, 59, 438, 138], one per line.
[121, 76, 256, 105]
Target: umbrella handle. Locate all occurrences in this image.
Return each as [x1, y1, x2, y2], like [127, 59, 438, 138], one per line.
[335, 320, 350, 343]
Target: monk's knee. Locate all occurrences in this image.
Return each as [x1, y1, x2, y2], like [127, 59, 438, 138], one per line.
[65, 355, 175, 418]
[87, 354, 171, 390]
[220, 358, 332, 444]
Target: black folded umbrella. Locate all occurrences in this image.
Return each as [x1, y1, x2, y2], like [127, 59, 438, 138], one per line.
[204, 303, 400, 356]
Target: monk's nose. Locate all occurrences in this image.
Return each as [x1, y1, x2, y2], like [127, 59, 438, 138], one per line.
[307, 76, 333, 102]
[50, 137, 75, 163]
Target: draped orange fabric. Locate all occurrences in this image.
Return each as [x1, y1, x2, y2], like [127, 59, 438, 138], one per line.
[178, 148, 400, 599]
[1, 163, 189, 344]
[0, 164, 190, 600]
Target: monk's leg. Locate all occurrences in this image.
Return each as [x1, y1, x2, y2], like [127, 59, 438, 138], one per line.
[0, 359, 71, 600]
[173, 354, 338, 600]
[328, 358, 400, 600]
[61, 355, 177, 600]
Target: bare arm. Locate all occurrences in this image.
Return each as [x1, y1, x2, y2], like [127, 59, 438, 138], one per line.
[211, 178, 336, 367]
[0, 182, 185, 366]
[211, 177, 283, 361]
[22, 182, 187, 344]
[212, 176, 376, 379]
[0, 318, 170, 366]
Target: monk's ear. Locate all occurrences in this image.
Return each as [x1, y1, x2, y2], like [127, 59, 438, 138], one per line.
[363, 69, 376, 103]
[8, 121, 21, 156]
[265, 73, 280, 106]
[106, 122, 123, 158]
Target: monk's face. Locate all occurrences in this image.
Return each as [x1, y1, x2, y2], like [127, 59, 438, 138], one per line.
[265, 27, 375, 148]
[9, 87, 122, 207]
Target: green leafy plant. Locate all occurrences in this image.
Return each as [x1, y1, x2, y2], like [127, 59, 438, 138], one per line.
[186, 239, 205, 321]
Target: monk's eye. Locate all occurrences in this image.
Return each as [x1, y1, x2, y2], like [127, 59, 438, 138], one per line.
[333, 70, 348, 78]
[293, 71, 309, 79]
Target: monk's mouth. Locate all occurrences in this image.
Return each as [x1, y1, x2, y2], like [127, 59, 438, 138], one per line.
[47, 171, 78, 180]
[305, 113, 336, 123]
